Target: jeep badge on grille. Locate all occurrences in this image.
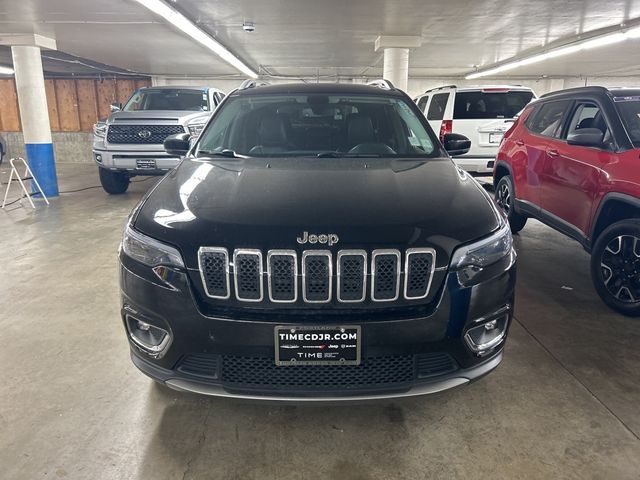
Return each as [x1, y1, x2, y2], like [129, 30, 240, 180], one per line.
[296, 231, 339, 246]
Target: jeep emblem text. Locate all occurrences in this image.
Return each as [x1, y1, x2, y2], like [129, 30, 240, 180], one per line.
[296, 231, 339, 246]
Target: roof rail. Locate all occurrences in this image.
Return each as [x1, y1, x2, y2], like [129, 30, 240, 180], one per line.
[539, 85, 609, 98]
[239, 79, 270, 90]
[423, 84, 457, 93]
[367, 79, 395, 90]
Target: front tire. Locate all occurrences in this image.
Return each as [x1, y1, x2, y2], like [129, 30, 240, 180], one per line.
[495, 175, 527, 233]
[591, 219, 640, 317]
[99, 168, 130, 194]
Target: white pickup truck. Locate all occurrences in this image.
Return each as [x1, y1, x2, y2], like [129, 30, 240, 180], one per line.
[92, 85, 225, 193]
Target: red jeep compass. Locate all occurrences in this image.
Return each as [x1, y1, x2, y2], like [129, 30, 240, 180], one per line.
[494, 86, 640, 316]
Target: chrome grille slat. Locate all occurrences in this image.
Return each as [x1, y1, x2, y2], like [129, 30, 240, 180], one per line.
[233, 249, 263, 302]
[267, 250, 298, 303]
[302, 251, 332, 303]
[404, 248, 436, 300]
[197, 247, 437, 304]
[198, 247, 230, 299]
[337, 250, 367, 303]
[371, 249, 401, 302]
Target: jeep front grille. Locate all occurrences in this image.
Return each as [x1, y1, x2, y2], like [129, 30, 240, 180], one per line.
[106, 124, 185, 144]
[198, 247, 436, 304]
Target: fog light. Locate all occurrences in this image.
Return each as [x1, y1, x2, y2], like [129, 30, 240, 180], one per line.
[464, 314, 508, 355]
[95, 154, 102, 163]
[125, 314, 171, 357]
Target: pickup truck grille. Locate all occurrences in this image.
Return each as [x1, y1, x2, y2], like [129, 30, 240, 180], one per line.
[106, 124, 185, 144]
[197, 247, 436, 304]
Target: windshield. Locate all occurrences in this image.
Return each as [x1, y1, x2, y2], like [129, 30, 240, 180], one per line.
[614, 96, 640, 146]
[453, 90, 534, 119]
[196, 93, 438, 157]
[123, 89, 209, 112]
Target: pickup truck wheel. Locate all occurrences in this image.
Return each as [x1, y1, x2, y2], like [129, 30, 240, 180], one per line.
[99, 168, 130, 194]
[591, 219, 640, 317]
[495, 176, 527, 233]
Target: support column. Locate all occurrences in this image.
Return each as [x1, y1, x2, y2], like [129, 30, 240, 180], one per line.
[382, 48, 410, 92]
[11, 43, 58, 196]
[374, 36, 422, 93]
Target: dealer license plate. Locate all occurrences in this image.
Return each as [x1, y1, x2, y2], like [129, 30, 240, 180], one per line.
[275, 325, 361, 366]
[136, 158, 156, 170]
[489, 133, 504, 144]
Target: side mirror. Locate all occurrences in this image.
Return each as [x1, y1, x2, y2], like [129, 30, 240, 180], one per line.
[164, 133, 191, 156]
[443, 133, 471, 156]
[110, 102, 122, 112]
[567, 128, 604, 147]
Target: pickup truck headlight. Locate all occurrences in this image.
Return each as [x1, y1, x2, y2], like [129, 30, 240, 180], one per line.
[121, 224, 184, 268]
[450, 222, 513, 281]
[93, 122, 107, 138]
[186, 118, 208, 138]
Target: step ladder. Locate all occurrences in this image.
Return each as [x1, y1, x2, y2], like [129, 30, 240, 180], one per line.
[1, 157, 50, 209]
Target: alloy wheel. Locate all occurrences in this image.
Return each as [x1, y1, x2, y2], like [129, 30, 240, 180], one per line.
[600, 235, 640, 303]
[496, 182, 511, 214]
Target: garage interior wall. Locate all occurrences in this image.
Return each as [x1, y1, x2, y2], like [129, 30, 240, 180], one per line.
[0, 77, 151, 132]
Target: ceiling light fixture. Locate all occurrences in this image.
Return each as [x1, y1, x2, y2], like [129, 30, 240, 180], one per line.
[133, 0, 258, 78]
[466, 25, 640, 80]
[0, 65, 14, 75]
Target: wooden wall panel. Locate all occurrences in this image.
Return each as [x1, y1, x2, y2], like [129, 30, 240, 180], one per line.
[96, 79, 117, 120]
[44, 79, 60, 131]
[0, 77, 151, 133]
[116, 79, 137, 105]
[0, 79, 21, 131]
[76, 79, 99, 131]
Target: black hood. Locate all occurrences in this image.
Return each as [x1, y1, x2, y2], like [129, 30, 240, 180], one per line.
[134, 156, 501, 268]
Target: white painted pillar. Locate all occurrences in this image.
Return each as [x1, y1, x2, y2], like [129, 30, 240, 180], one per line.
[374, 36, 421, 93]
[383, 48, 410, 92]
[11, 45, 58, 196]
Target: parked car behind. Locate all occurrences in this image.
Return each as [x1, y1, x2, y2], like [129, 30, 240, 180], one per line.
[414, 85, 536, 174]
[92, 86, 225, 194]
[494, 86, 640, 316]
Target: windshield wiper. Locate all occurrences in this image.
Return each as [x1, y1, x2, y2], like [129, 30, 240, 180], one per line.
[316, 151, 344, 158]
[316, 151, 384, 158]
[197, 149, 246, 158]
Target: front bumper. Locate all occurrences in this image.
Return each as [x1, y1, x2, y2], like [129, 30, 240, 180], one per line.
[120, 251, 516, 401]
[132, 349, 503, 402]
[93, 148, 181, 174]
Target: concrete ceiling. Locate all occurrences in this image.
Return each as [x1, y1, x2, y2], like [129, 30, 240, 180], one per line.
[0, 0, 640, 79]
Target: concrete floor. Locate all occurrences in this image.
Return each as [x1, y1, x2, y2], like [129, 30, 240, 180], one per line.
[1, 164, 639, 480]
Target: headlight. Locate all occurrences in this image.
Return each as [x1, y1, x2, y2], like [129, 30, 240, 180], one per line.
[186, 118, 208, 138]
[93, 122, 107, 138]
[121, 224, 184, 268]
[450, 222, 513, 280]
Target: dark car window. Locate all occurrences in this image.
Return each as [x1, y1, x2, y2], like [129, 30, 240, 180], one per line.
[526, 100, 572, 138]
[417, 96, 429, 112]
[613, 96, 640, 147]
[196, 93, 438, 157]
[564, 102, 613, 149]
[427, 93, 449, 120]
[453, 90, 534, 119]
[123, 89, 210, 111]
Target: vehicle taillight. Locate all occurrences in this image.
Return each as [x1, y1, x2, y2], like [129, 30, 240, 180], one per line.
[439, 120, 452, 143]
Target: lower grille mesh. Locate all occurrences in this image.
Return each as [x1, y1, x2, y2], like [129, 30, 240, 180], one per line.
[221, 355, 415, 391]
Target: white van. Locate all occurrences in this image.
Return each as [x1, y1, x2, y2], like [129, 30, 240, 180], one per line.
[414, 85, 536, 174]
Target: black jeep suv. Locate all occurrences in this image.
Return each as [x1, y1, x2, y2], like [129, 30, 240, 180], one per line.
[119, 81, 516, 401]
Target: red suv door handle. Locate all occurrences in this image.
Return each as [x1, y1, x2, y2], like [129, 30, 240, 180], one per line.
[547, 149, 559, 157]
[515, 140, 524, 146]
